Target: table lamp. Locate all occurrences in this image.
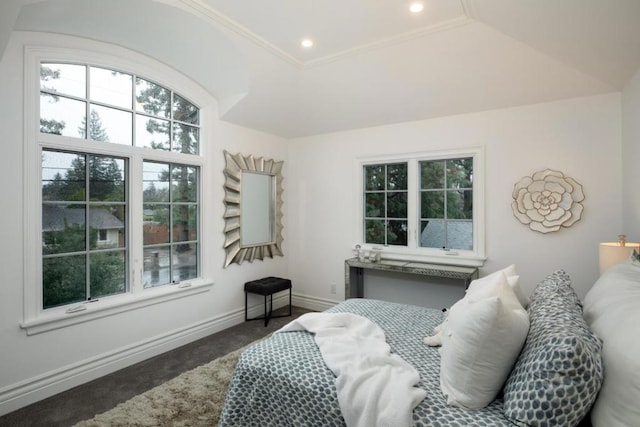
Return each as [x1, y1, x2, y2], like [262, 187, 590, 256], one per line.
[599, 234, 639, 273]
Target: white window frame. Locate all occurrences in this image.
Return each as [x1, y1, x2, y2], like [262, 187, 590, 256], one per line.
[21, 34, 214, 335]
[355, 147, 486, 267]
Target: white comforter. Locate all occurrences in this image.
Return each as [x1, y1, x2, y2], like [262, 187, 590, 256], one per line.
[276, 312, 426, 427]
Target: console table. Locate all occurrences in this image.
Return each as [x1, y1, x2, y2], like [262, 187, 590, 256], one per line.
[344, 257, 479, 299]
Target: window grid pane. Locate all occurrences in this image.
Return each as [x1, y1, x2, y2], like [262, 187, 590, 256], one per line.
[173, 93, 199, 125]
[135, 77, 171, 118]
[365, 165, 384, 191]
[386, 163, 407, 190]
[88, 105, 132, 145]
[40, 63, 86, 98]
[89, 205, 126, 250]
[171, 243, 198, 283]
[365, 219, 385, 244]
[420, 157, 473, 250]
[42, 149, 128, 309]
[136, 115, 170, 151]
[89, 66, 133, 109]
[365, 193, 384, 218]
[38, 61, 204, 311]
[172, 123, 199, 154]
[387, 220, 408, 246]
[364, 163, 408, 246]
[40, 62, 200, 155]
[90, 250, 126, 298]
[143, 161, 199, 288]
[40, 93, 86, 138]
[43, 255, 87, 309]
[42, 150, 86, 201]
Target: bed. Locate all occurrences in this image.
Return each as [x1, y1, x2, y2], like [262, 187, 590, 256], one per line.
[220, 262, 640, 427]
[220, 298, 509, 427]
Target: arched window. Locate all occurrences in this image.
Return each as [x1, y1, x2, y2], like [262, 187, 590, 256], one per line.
[22, 36, 212, 334]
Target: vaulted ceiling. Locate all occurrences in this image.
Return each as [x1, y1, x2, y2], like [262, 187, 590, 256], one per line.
[5, 0, 640, 138]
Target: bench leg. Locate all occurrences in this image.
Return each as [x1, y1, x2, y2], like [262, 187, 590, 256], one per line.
[245, 286, 293, 327]
[264, 295, 269, 327]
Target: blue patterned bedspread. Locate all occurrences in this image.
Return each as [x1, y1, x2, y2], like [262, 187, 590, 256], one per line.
[218, 298, 511, 427]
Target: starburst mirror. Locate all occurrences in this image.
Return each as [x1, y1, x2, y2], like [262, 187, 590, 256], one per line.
[222, 150, 284, 267]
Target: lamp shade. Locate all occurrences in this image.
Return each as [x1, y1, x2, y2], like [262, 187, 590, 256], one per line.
[599, 242, 638, 273]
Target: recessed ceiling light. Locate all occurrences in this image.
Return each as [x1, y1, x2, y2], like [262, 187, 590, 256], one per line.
[409, 2, 424, 13]
[301, 38, 313, 48]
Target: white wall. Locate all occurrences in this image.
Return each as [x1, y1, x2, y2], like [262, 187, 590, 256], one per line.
[0, 5, 629, 417]
[287, 94, 623, 305]
[0, 33, 288, 415]
[622, 67, 640, 239]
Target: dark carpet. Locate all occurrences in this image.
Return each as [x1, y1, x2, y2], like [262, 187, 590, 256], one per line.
[0, 306, 309, 427]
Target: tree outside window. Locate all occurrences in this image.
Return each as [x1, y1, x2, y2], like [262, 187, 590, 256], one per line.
[39, 61, 201, 310]
[361, 154, 477, 255]
[42, 149, 127, 309]
[364, 163, 408, 246]
[420, 158, 473, 250]
[142, 161, 198, 288]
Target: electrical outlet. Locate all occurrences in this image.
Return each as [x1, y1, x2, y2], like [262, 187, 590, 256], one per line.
[330, 283, 337, 294]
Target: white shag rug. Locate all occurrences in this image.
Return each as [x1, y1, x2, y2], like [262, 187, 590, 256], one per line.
[74, 345, 245, 427]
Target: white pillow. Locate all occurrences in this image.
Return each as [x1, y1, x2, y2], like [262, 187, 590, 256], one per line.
[584, 262, 640, 427]
[506, 275, 529, 308]
[467, 264, 529, 308]
[439, 272, 530, 410]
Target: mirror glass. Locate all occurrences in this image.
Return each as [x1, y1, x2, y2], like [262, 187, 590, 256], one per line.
[240, 172, 274, 246]
[223, 150, 284, 267]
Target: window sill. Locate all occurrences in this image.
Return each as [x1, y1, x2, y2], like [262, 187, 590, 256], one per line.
[20, 279, 214, 336]
[355, 245, 486, 268]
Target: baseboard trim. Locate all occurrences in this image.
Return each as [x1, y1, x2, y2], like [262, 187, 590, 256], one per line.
[244, 290, 339, 314]
[0, 292, 335, 416]
[292, 293, 340, 312]
[0, 299, 278, 417]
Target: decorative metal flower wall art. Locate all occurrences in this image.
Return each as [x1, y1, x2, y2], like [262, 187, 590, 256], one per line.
[511, 169, 584, 234]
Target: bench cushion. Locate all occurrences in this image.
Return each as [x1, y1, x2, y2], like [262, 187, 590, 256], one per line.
[245, 277, 291, 295]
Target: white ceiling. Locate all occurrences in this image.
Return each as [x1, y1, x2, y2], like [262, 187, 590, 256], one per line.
[203, 0, 470, 65]
[199, 0, 640, 138]
[7, 0, 640, 138]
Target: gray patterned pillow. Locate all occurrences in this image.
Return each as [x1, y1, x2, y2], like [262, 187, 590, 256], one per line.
[530, 269, 583, 311]
[503, 270, 603, 427]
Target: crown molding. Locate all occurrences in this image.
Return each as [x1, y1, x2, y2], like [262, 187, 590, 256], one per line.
[174, 0, 476, 69]
[459, 0, 477, 20]
[304, 15, 475, 68]
[174, 0, 303, 67]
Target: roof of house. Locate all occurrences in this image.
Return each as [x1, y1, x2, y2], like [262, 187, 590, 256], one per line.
[42, 206, 124, 232]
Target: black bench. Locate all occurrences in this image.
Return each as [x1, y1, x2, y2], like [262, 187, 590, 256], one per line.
[244, 277, 292, 326]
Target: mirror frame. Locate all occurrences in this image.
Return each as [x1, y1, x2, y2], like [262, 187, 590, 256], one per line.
[222, 150, 284, 267]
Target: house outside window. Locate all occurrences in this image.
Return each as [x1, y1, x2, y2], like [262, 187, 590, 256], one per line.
[38, 61, 201, 308]
[358, 148, 484, 266]
[23, 40, 211, 333]
[97, 229, 109, 243]
[41, 150, 127, 308]
[419, 158, 473, 250]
